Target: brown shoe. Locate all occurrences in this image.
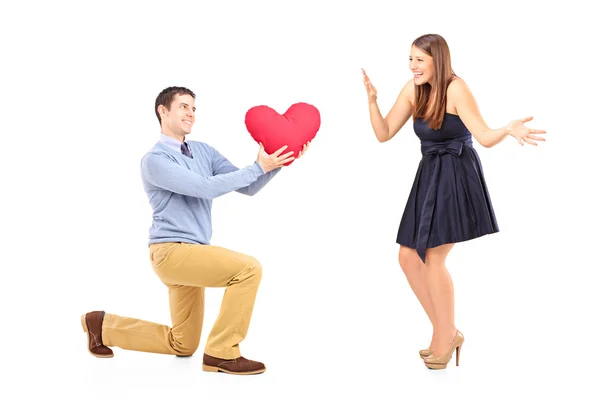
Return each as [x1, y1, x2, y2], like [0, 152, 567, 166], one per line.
[202, 353, 266, 375]
[80, 311, 113, 358]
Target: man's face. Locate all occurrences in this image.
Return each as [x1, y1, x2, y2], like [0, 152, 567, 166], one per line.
[159, 94, 196, 138]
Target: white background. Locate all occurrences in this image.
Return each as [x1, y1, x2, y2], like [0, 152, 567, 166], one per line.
[1, 0, 598, 398]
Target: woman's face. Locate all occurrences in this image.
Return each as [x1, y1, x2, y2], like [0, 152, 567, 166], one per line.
[409, 45, 434, 85]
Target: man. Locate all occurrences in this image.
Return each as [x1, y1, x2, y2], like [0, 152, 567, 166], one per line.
[81, 86, 308, 375]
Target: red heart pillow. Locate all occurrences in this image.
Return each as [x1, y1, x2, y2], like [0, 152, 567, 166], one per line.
[245, 102, 320, 166]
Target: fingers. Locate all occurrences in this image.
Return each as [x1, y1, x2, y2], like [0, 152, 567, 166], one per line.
[363, 73, 376, 94]
[528, 129, 546, 134]
[527, 134, 546, 141]
[365, 82, 377, 97]
[523, 137, 538, 146]
[520, 116, 533, 123]
[277, 155, 295, 166]
[362, 70, 377, 98]
[277, 150, 295, 160]
[370, 83, 377, 95]
[264, 142, 310, 165]
[270, 145, 309, 157]
[296, 142, 310, 159]
[362, 69, 372, 86]
[272, 145, 289, 156]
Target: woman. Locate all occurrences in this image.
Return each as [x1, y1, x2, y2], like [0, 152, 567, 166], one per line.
[362, 33, 545, 370]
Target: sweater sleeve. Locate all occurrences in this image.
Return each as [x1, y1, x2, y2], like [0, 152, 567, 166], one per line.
[141, 151, 265, 200]
[211, 147, 281, 196]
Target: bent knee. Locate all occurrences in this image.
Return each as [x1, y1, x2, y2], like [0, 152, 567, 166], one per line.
[251, 262, 263, 280]
[246, 255, 262, 269]
[243, 256, 263, 280]
[172, 340, 199, 357]
[175, 349, 196, 357]
[398, 246, 421, 269]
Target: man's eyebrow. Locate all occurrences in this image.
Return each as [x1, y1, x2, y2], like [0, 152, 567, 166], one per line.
[180, 102, 195, 111]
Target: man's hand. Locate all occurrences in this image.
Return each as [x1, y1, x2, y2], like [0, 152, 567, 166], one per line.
[257, 143, 295, 172]
[296, 141, 311, 160]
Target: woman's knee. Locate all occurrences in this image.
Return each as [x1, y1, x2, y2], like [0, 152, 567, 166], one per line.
[424, 244, 454, 267]
[398, 246, 420, 271]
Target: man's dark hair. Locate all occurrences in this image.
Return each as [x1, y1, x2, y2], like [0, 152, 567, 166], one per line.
[155, 86, 196, 125]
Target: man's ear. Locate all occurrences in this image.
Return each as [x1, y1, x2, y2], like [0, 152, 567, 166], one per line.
[157, 104, 168, 119]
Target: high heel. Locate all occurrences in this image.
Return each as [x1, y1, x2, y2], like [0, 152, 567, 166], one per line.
[419, 348, 434, 359]
[423, 330, 464, 370]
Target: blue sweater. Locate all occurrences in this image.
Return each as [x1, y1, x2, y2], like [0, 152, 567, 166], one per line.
[140, 134, 280, 246]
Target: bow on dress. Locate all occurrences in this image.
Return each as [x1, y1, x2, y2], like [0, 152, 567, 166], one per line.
[415, 136, 473, 264]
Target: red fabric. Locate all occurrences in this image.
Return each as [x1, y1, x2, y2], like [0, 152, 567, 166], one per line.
[245, 102, 320, 165]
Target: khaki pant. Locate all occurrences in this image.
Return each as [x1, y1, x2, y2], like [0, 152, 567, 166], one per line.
[101, 242, 263, 359]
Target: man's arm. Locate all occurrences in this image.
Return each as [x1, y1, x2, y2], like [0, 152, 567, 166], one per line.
[211, 147, 281, 196]
[141, 151, 265, 199]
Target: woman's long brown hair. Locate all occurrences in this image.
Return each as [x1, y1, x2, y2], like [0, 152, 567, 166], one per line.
[412, 34, 456, 130]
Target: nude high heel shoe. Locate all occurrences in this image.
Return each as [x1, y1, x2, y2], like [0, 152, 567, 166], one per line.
[423, 330, 464, 370]
[419, 348, 434, 358]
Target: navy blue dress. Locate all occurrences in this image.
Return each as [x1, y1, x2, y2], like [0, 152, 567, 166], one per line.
[396, 113, 499, 263]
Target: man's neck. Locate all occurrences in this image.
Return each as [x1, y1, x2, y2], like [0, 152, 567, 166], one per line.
[161, 130, 186, 142]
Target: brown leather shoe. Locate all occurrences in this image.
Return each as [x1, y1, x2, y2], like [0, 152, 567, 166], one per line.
[80, 311, 113, 358]
[202, 353, 266, 375]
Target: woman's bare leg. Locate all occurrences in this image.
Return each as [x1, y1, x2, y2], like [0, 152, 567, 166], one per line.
[423, 243, 458, 357]
[398, 246, 437, 347]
